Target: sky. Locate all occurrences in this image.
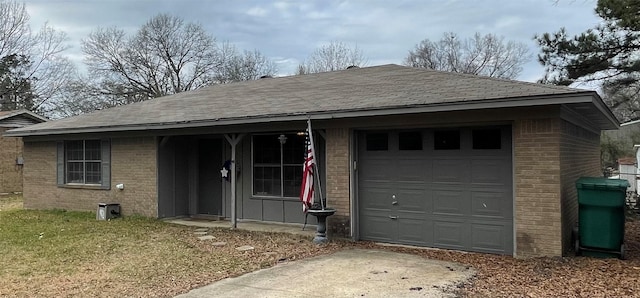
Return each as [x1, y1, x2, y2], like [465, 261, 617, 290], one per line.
[22, 0, 603, 83]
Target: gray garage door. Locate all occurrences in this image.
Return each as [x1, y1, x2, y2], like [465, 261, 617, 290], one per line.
[357, 126, 513, 255]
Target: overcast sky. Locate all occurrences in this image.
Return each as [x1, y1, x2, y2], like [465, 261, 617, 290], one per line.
[22, 0, 602, 83]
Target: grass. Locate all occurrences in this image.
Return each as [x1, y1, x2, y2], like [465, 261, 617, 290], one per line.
[0, 196, 346, 297]
[5, 194, 638, 297]
[0, 193, 23, 211]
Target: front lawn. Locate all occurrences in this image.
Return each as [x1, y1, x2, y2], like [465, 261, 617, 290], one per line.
[2, 194, 640, 297]
[0, 207, 345, 297]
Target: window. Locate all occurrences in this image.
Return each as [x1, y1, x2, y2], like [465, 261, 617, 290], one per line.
[253, 133, 305, 197]
[57, 139, 110, 189]
[399, 131, 422, 150]
[434, 130, 460, 150]
[366, 133, 388, 151]
[472, 128, 502, 149]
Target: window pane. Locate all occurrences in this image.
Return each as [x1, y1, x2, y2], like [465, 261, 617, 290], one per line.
[473, 129, 502, 149]
[66, 162, 84, 183]
[85, 162, 102, 184]
[434, 130, 460, 150]
[283, 165, 303, 197]
[366, 133, 388, 151]
[399, 131, 422, 150]
[253, 166, 281, 196]
[283, 133, 305, 164]
[84, 140, 101, 160]
[65, 140, 83, 160]
[253, 135, 280, 164]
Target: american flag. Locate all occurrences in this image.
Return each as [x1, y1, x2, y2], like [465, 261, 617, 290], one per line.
[299, 120, 315, 212]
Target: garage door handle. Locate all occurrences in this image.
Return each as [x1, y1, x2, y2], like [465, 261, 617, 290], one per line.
[389, 216, 398, 220]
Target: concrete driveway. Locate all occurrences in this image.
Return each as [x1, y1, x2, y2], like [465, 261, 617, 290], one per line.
[175, 249, 475, 298]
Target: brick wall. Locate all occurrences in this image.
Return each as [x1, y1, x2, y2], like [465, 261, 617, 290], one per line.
[514, 118, 563, 257]
[559, 120, 601, 253]
[0, 128, 24, 193]
[325, 128, 351, 237]
[23, 136, 158, 217]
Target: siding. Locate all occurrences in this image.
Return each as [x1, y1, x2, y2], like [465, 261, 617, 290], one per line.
[23, 137, 158, 217]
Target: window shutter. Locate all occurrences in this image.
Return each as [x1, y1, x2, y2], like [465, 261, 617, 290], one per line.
[57, 141, 64, 186]
[101, 139, 111, 189]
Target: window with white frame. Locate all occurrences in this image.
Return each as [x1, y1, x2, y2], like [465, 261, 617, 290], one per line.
[252, 133, 305, 197]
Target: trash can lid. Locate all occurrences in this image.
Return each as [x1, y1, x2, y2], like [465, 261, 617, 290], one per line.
[576, 177, 630, 190]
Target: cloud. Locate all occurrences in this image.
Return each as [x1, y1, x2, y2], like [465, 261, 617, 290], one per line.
[21, 0, 603, 82]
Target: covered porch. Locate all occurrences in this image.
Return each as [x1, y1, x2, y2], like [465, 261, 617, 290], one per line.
[156, 127, 327, 226]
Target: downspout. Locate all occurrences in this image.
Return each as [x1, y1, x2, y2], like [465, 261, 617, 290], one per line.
[224, 133, 246, 229]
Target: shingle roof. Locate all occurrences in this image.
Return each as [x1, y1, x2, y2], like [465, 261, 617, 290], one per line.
[0, 109, 48, 125]
[6, 64, 617, 136]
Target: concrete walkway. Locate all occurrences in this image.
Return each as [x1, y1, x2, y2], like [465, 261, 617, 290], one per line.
[175, 249, 474, 298]
[165, 218, 316, 237]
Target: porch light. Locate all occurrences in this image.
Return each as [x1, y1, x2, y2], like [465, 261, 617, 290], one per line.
[278, 134, 287, 144]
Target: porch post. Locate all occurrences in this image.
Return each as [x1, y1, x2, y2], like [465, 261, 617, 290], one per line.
[224, 133, 246, 229]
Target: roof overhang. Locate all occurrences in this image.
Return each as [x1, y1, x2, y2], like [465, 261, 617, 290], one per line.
[5, 92, 618, 137]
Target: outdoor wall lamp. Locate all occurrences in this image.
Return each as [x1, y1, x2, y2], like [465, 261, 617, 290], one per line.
[278, 134, 287, 144]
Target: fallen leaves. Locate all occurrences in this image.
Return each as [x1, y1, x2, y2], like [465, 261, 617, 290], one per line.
[359, 219, 640, 297]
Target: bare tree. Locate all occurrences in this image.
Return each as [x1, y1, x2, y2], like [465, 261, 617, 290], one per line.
[49, 14, 277, 117]
[50, 76, 147, 118]
[215, 43, 277, 83]
[405, 32, 531, 79]
[0, 0, 74, 113]
[82, 14, 223, 101]
[297, 41, 367, 74]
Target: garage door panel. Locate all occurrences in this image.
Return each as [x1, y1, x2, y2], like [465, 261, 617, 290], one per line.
[471, 158, 510, 185]
[395, 184, 430, 212]
[432, 187, 468, 215]
[397, 158, 430, 182]
[432, 159, 468, 183]
[360, 215, 395, 242]
[471, 190, 510, 219]
[433, 220, 467, 249]
[398, 218, 431, 245]
[470, 221, 512, 254]
[360, 158, 394, 180]
[360, 182, 393, 210]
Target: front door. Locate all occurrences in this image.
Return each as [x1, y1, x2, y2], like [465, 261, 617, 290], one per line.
[198, 138, 223, 215]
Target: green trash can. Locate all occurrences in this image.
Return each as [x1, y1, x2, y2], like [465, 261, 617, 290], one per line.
[575, 177, 629, 259]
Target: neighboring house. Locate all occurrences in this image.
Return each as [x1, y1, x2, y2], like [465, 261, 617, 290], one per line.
[602, 119, 640, 168]
[5, 65, 618, 258]
[0, 110, 47, 194]
[616, 157, 637, 194]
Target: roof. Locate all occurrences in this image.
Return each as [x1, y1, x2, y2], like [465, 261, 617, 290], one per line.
[621, 119, 640, 127]
[0, 109, 48, 128]
[618, 157, 636, 165]
[5, 64, 619, 137]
